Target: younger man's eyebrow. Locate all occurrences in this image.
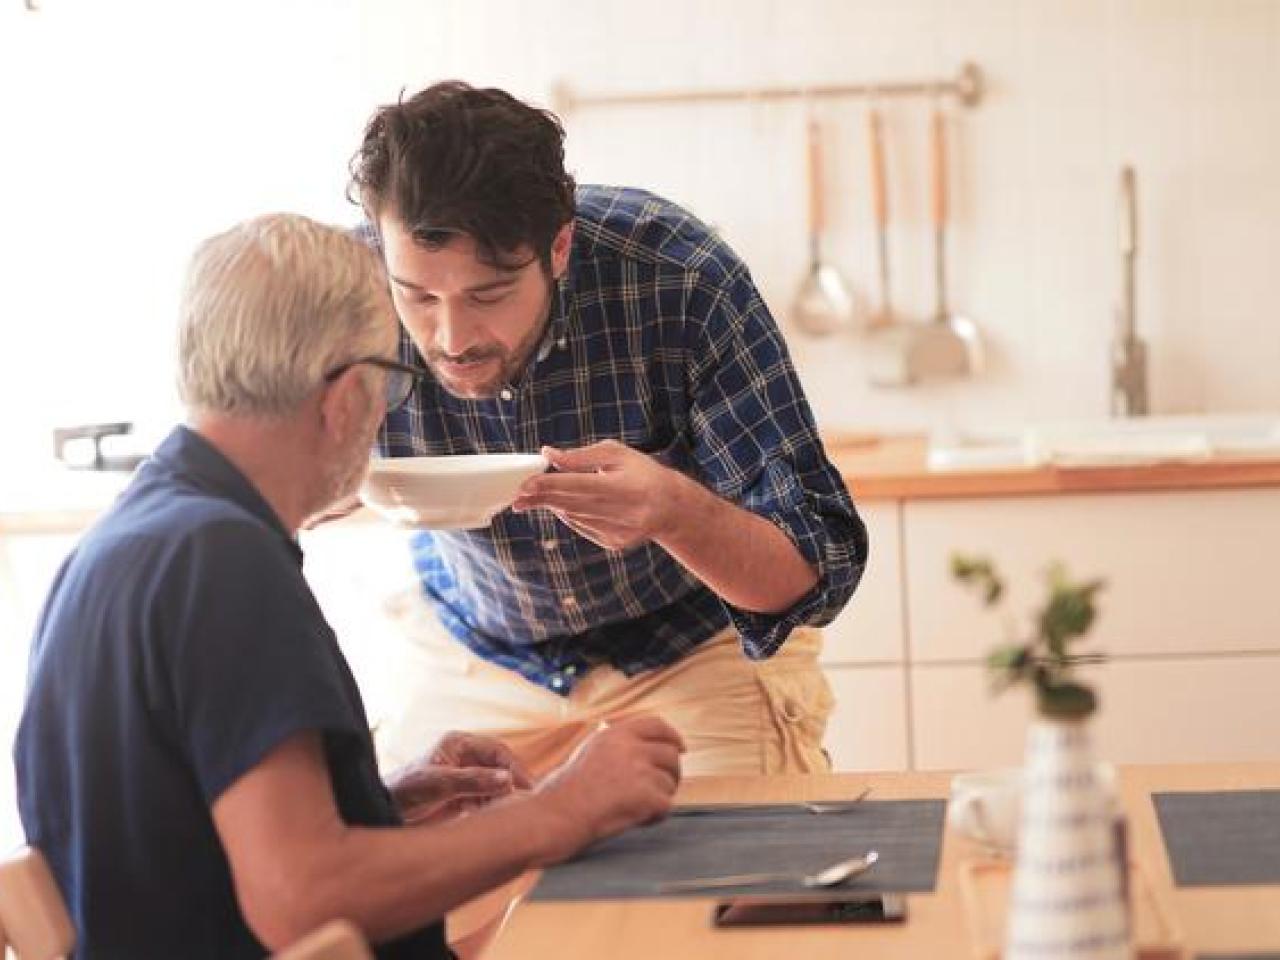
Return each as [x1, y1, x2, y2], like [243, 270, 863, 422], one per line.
[387, 270, 525, 294]
[388, 273, 422, 290]
[465, 277, 519, 294]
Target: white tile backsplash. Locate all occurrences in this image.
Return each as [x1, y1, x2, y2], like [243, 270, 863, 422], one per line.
[356, 0, 1280, 431]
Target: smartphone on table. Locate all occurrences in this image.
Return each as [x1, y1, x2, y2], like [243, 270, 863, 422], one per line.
[712, 893, 907, 927]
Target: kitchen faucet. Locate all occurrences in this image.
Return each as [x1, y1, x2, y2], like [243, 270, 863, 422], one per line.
[1112, 166, 1148, 416]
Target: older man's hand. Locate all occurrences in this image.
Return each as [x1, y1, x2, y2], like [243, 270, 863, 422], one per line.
[531, 714, 685, 864]
[386, 731, 531, 824]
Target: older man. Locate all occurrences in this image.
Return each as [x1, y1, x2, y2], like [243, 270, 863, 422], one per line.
[14, 214, 683, 959]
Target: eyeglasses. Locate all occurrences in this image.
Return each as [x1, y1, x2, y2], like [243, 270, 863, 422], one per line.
[324, 356, 429, 413]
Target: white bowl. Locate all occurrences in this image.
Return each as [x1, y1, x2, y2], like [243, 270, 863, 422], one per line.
[359, 453, 547, 529]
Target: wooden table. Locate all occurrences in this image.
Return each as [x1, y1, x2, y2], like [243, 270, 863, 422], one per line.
[485, 764, 1280, 959]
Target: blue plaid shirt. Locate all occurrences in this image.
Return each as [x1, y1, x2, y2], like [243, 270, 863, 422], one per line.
[377, 185, 867, 694]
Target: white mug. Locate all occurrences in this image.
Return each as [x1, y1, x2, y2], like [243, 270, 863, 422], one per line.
[948, 763, 1118, 855]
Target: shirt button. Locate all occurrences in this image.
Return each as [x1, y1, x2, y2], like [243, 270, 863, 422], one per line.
[557, 338, 567, 350]
[564, 664, 578, 676]
[550, 674, 565, 690]
[499, 388, 514, 401]
[541, 538, 558, 551]
[560, 595, 579, 610]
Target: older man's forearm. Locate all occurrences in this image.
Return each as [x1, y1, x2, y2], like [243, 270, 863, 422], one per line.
[247, 794, 569, 949]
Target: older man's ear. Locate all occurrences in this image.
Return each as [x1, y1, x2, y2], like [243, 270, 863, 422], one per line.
[318, 366, 375, 443]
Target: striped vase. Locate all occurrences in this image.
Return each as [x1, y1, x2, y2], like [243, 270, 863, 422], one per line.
[1004, 718, 1130, 960]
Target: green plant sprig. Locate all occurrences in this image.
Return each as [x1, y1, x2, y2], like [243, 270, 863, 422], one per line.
[951, 554, 1107, 720]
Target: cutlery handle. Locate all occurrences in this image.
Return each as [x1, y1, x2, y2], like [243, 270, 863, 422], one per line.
[931, 106, 948, 230]
[931, 105, 949, 320]
[806, 117, 825, 235]
[868, 107, 888, 229]
[1119, 165, 1137, 256]
[657, 871, 785, 893]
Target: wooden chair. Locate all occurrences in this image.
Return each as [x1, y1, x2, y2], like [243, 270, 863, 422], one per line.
[0, 847, 75, 960]
[271, 919, 374, 960]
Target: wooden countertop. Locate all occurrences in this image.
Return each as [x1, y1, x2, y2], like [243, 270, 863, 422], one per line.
[826, 433, 1280, 502]
[5, 434, 1280, 535]
[482, 763, 1280, 960]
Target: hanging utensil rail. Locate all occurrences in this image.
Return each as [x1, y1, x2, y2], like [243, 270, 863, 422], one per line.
[552, 62, 983, 114]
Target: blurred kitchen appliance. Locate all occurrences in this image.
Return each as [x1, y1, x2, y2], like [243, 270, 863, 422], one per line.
[53, 422, 146, 472]
[1111, 166, 1148, 417]
[866, 103, 896, 331]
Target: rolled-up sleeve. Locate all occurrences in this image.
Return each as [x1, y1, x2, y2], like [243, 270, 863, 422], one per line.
[684, 267, 868, 658]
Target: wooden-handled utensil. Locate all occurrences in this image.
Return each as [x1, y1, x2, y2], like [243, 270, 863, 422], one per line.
[868, 105, 983, 385]
[867, 104, 894, 329]
[924, 104, 983, 374]
[791, 115, 857, 336]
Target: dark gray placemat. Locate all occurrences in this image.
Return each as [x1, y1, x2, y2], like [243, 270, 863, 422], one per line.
[1153, 790, 1280, 886]
[531, 799, 946, 901]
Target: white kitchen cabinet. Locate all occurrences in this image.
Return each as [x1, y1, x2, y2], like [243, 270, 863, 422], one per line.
[911, 655, 1280, 770]
[4, 478, 1275, 794]
[0, 530, 82, 711]
[823, 665, 909, 772]
[0, 531, 81, 641]
[818, 502, 910, 771]
[300, 520, 420, 722]
[910, 663, 1030, 770]
[819, 502, 904, 665]
[304, 515, 915, 773]
[1092, 657, 1280, 764]
[306, 513, 914, 773]
[904, 488, 1280, 661]
[902, 487, 1280, 769]
[0, 529, 82, 851]
[194, 486, 1280, 774]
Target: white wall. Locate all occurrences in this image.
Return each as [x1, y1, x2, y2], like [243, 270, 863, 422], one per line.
[0, 0, 366, 459]
[355, 0, 1280, 435]
[0, 0, 368, 849]
[2, 0, 1275, 453]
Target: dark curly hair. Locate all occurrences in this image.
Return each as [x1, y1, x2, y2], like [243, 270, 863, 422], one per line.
[349, 81, 576, 271]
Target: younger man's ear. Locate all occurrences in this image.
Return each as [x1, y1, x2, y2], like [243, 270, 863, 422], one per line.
[550, 222, 573, 279]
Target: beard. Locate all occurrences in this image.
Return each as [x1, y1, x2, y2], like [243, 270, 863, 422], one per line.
[423, 282, 556, 400]
[318, 410, 381, 512]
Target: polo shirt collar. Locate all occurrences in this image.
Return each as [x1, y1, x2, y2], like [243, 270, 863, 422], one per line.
[151, 426, 301, 561]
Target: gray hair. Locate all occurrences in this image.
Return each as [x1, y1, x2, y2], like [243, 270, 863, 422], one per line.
[178, 213, 395, 417]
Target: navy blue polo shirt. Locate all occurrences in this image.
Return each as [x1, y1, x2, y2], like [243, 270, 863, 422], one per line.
[14, 426, 447, 959]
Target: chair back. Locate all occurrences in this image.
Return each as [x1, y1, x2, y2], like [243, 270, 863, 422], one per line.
[271, 919, 374, 960]
[0, 847, 75, 960]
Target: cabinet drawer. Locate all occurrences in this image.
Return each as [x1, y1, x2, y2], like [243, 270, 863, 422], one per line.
[904, 488, 1280, 661]
[820, 502, 904, 665]
[824, 664, 909, 772]
[911, 655, 1280, 770]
